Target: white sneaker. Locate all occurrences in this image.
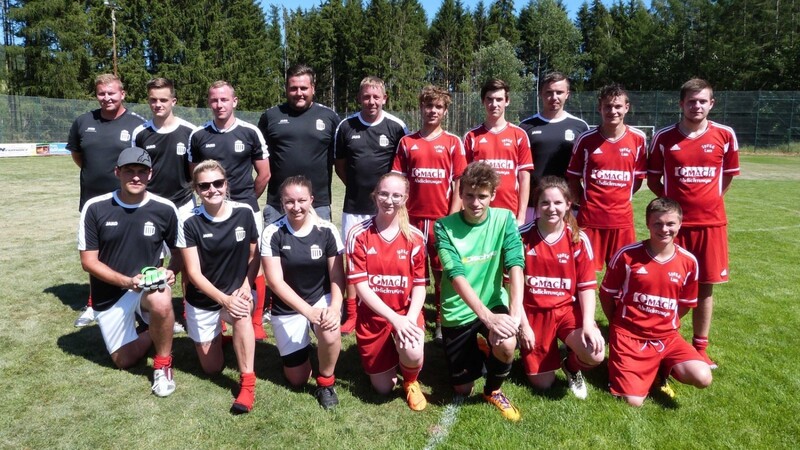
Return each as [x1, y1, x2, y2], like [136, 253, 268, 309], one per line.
[152, 367, 176, 397]
[562, 358, 588, 400]
[173, 321, 185, 334]
[74, 306, 96, 328]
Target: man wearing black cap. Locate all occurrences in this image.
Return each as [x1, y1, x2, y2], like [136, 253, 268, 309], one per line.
[78, 147, 182, 397]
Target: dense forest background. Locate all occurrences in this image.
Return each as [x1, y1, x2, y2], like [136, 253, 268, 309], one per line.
[2, 0, 798, 113]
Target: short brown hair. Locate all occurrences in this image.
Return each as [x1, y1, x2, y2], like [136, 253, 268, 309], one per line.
[680, 78, 713, 101]
[286, 64, 316, 86]
[480, 78, 509, 101]
[459, 161, 500, 194]
[419, 85, 451, 109]
[539, 71, 569, 93]
[146, 77, 175, 97]
[645, 197, 683, 223]
[598, 83, 629, 104]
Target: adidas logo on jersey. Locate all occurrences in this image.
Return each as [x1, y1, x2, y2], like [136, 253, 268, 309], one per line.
[593, 148, 603, 155]
[636, 266, 649, 274]
[526, 248, 537, 256]
[367, 247, 378, 255]
[670, 144, 681, 151]
[479, 137, 488, 144]
[721, 269, 728, 277]
[410, 144, 419, 151]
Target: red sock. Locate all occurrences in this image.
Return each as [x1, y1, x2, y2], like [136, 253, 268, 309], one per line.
[233, 372, 256, 412]
[692, 335, 709, 351]
[253, 275, 266, 324]
[316, 374, 335, 388]
[87, 293, 93, 308]
[153, 354, 173, 370]
[400, 363, 421, 384]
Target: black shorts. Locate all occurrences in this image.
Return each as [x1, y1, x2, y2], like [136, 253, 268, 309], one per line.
[442, 304, 509, 386]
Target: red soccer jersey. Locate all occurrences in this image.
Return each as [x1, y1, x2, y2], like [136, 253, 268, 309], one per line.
[567, 126, 647, 228]
[464, 124, 533, 214]
[346, 218, 428, 312]
[519, 221, 597, 310]
[601, 241, 699, 339]
[392, 130, 467, 220]
[648, 121, 740, 226]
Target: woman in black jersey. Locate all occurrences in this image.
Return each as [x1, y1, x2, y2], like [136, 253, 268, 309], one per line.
[261, 176, 345, 410]
[178, 160, 260, 414]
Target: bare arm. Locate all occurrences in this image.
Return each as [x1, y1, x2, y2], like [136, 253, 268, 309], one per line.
[253, 159, 271, 200]
[80, 250, 141, 291]
[516, 171, 530, 225]
[721, 175, 734, 195]
[567, 177, 583, 207]
[647, 173, 665, 197]
[334, 159, 347, 185]
[71, 152, 83, 168]
[182, 246, 250, 317]
[632, 178, 643, 194]
[449, 179, 462, 214]
[577, 288, 605, 355]
[599, 289, 616, 324]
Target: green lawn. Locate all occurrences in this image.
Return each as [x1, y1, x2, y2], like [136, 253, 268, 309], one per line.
[1, 153, 798, 449]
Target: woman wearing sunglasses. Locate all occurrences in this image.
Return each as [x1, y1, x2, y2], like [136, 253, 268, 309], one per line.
[178, 159, 260, 414]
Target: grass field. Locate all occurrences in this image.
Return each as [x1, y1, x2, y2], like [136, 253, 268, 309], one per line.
[1, 153, 798, 449]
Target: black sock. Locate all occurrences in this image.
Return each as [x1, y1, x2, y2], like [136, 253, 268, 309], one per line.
[483, 353, 512, 395]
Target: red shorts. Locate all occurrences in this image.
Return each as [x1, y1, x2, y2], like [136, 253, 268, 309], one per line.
[355, 303, 425, 375]
[410, 217, 442, 272]
[675, 225, 729, 284]
[521, 303, 581, 375]
[583, 226, 637, 272]
[608, 328, 704, 397]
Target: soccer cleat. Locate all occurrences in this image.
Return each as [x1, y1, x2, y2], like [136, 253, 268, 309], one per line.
[483, 390, 521, 422]
[696, 348, 718, 370]
[315, 386, 340, 410]
[74, 306, 96, 328]
[659, 377, 677, 399]
[403, 381, 427, 411]
[173, 321, 185, 334]
[561, 358, 588, 400]
[152, 367, 176, 397]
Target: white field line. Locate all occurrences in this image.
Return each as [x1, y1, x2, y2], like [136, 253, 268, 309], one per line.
[423, 395, 464, 450]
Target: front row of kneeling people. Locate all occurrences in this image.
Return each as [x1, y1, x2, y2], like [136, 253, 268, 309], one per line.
[78, 148, 711, 418]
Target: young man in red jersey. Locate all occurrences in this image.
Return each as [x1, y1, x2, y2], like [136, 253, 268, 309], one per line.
[392, 85, 467, 342]
[647, 78, 740, 369]
[601, 197, 712, 406]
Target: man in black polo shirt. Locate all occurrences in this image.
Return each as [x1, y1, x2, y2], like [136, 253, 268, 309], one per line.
[519, 71, 588, 221]
[78, 147, 181, 397]
[68, 73, 145, 328]
[334, 76, 408, 334]
[258, 64, 340, 224]
[188, 80, 271, 340]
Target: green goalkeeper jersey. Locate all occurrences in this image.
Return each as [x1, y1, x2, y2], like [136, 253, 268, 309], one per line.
[434, 207, 524, 327]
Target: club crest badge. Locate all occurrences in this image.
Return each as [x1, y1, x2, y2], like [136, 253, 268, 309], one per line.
[316, 119, 325, 131]
[143, 221, 155, 237]
[235, 226, 245, 242]
[234, 140, 245, 153]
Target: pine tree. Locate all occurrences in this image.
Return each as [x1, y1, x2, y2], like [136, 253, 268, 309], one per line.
[427, 0, 474, 92]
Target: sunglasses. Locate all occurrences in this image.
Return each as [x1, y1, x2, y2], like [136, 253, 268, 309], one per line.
[197, 179, 226, 191]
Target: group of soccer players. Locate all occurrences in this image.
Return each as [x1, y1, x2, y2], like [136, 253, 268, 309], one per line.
[68, 66, 737, 418]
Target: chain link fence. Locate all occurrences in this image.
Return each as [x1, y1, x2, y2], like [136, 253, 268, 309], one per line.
[2, 92, 799, 151]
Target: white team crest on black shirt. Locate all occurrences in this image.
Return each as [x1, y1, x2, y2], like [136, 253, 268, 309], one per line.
[310, 244, 323, 260]
[235, 226, 245, 242]
[143, 221, 156, 237]
[564, 130, 575, 141]
[316, 119, 325, 131]
[234, 140, 245, 152]
[120, 130, 131, 142]
[379, 135, 389, 147]
[176, 143, 186, 155]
